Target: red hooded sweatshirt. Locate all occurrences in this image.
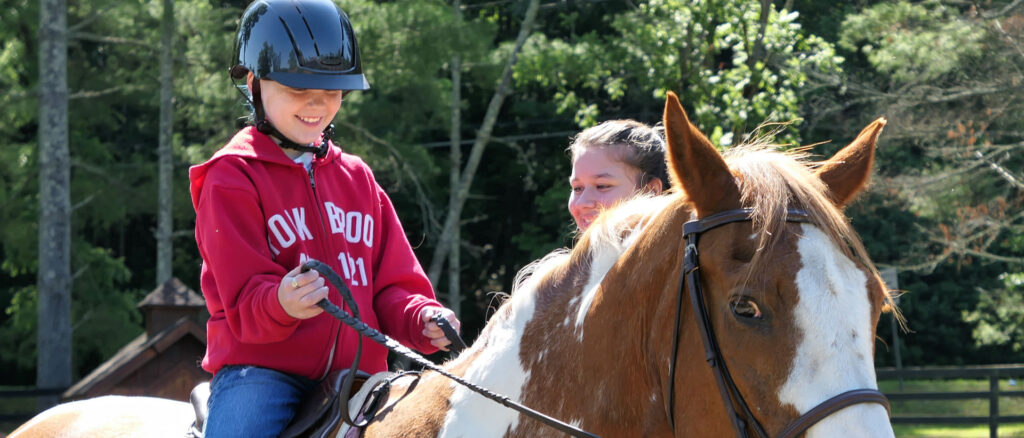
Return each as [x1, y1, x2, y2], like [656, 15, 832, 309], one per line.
[189, 127, 440, 379]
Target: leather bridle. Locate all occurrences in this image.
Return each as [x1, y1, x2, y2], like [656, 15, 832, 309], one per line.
[666, 208, 891, 438]
[303, 207, 890, 438]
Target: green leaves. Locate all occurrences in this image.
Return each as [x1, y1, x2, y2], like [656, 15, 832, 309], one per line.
[964, 273, 1024, 352]
[0, 242, 140, 378]
[2, 0, 1021, 381]
[514, 0, 842, 145]
[839, 1, 984, 83]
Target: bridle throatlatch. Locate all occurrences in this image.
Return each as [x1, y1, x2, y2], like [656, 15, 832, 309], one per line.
[666, 208, 892, 438]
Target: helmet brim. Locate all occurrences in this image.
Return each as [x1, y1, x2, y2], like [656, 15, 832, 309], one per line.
[267, 72, 370, 91]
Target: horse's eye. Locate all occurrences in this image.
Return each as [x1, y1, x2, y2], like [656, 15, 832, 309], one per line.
[731, 297, 762, 319]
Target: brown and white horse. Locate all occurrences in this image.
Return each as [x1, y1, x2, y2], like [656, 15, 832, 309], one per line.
[11, 93, 896, 437]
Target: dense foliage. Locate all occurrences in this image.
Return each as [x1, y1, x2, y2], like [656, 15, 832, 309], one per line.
[1, 0, 1022, 385]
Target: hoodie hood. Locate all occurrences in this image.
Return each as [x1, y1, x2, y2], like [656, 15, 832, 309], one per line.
[189, 126, 338, 211]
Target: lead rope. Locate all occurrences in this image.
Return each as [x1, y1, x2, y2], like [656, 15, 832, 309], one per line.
[301, 260, 600, 438]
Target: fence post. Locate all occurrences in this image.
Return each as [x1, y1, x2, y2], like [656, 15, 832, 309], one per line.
[989, 375, 998, 438]
[880, 268, 903, 391]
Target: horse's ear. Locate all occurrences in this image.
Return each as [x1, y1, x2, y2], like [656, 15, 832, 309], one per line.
[815, 117, 886, 208]
[663, 91, 742, 216]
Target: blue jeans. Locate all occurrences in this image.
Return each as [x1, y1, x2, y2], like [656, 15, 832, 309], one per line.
[204, 365, 317, 438]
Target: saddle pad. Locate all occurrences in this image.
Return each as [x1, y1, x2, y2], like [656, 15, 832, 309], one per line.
[336, 371, 396, 438]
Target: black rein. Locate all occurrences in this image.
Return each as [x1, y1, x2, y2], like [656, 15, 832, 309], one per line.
[300, 260, 600, 438]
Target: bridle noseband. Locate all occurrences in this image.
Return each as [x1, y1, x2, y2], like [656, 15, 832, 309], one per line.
[666, 208, 891, 438]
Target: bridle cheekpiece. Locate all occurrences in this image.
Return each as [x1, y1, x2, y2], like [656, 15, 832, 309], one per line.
[667, 208, 891, 438]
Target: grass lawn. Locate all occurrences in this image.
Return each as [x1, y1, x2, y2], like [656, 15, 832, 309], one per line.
[893, 424, 1024, 437]
[881, 377, 1024, 437]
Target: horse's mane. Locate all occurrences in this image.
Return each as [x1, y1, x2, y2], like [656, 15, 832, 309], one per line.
[511, 142, 897, 313]
[723, 142, 898, 312]
[509, 194, 674, 297]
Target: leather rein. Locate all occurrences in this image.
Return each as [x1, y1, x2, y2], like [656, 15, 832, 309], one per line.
[666, 208, 891, 438]
[300, 260, 600, 438]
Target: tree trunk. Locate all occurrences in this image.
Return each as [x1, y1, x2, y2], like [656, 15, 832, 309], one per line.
[741, 0, 771, 100]
[156, 0, 174, 285]
[427, 0, 540, 285]
[446, 0, 463, 318]
[37, 0, 71, 410]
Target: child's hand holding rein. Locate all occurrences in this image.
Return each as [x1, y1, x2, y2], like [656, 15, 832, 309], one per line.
[421, 307, 461, 351]
[278, 265, 329, 319]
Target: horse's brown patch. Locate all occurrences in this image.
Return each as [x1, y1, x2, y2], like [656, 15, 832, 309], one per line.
[9, 408, 83, 438]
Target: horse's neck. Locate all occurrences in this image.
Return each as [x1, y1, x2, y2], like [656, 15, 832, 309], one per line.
[492, 216, 676, 435]
[563, 218, 684, 432]
[368, 216, 676, 437]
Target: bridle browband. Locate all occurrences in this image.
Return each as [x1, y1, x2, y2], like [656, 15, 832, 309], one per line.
[666, 208, 891, 438]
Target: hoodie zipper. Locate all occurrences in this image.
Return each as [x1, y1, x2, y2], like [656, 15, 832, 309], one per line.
[306, 163, 342, 380]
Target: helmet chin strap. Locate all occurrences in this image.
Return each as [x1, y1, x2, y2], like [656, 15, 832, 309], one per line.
[256, 119, 333, 159]
[249, 79, 332, 159]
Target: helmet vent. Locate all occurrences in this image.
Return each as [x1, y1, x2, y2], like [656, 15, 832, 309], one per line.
[277, 16, 302, 63]
[298, 12, 321, 59]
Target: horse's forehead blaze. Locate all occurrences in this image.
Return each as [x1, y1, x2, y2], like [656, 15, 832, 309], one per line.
[777, 224, 888, 435]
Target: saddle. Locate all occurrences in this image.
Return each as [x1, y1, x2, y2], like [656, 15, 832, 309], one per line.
[188, 369, 397, 438]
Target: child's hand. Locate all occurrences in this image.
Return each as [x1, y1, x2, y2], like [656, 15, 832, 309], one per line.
[278, 265, 329, 319]
[420, 307, 461, 351]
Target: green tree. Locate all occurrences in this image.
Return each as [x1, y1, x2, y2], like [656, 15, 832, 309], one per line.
[964, 272, 1024, 353]
[0, 0, 205, 383]
[823, 0, 1024, 364]
[514, 0, 842, 141]
[5, 0, 1021, 389]
[502, 0, 845, 263]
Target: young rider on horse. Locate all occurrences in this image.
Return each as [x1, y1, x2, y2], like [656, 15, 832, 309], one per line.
[188, 0, 460, 435]
[567, 120, 669, 231]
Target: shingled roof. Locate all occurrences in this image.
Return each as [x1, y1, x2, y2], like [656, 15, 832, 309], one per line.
[63, 277, 210, 402]
[138, 277, 206, 308]
[63, 315, 207, 400]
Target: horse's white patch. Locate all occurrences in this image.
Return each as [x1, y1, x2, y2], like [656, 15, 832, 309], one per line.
[779, 225, 894, 437]
[12, 395, 193, 437]
[573, 239, 624, 339]
[437, 196, 670, 436]
[563, 296, 580, 326]
[439, 261, 548, 438]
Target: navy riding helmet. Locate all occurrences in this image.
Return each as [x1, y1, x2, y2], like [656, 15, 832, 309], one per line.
[230, 0, 370, 91]
[229, 0, 369, 156]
